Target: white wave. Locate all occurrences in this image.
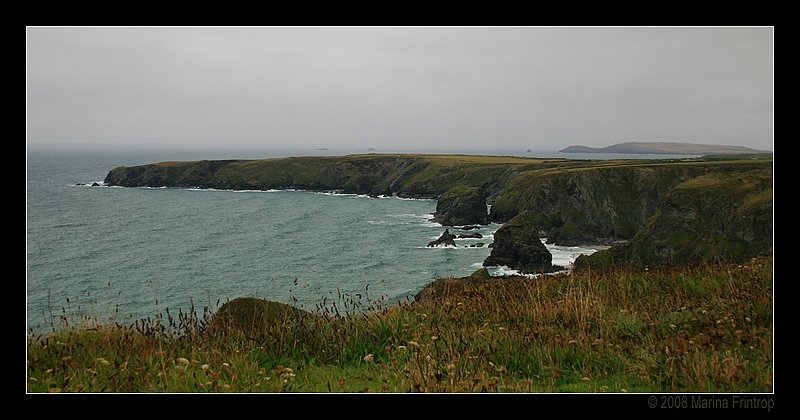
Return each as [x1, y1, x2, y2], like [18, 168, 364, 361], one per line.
[485, 265, 538, 278]
[422, 219, 443, 228]
[470, 262, 484, 268]
[419, 244, 457, 249]
[395, 196, 435, 202]
[544, 243, 606, 268]
[232, 189, 283, 193]
[73, 181, 107, 187]
[389, 213, 420, 218]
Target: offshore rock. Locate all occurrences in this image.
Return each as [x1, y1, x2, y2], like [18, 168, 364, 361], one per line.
[427, 229, 457, 248]
[483, 211, 553, 273]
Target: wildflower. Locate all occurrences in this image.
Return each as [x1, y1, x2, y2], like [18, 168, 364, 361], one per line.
[408, 340, 420, 348]
[96, 357, 110, 366]
[397, 345, 407, 350]
[177, 357, 190, 365]
[201, 364, 210, 371]
[363, 354, 374, 363]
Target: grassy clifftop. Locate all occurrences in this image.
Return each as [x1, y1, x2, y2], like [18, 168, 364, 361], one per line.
[105, 154, 563, 198]
[27, 258, 772, 392]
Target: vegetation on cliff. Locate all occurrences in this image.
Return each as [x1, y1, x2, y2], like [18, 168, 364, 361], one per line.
[27, 258, 772, 392]
[431, 186, 488, 226]
[575, 168, 773, 269]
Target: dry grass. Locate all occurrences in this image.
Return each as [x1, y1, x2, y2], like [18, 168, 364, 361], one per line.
[27, 257, 772, 392]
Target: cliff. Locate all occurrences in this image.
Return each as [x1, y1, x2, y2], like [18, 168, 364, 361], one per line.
[104, 154, 553, 199]
[574, 168, 773, 269]
[431, 186, 488, 226]
[105, 154, 773, 268]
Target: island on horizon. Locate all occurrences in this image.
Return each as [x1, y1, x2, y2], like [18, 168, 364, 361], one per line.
[559, 141, 771, 155]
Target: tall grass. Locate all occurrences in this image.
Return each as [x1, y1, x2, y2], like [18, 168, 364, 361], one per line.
[26, 257, 772, 392]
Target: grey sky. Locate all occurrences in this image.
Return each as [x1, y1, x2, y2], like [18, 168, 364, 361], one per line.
[26, 27, 773, 153]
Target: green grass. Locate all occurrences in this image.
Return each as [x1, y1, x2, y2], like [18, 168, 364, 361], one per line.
[27, 258, 772, 393]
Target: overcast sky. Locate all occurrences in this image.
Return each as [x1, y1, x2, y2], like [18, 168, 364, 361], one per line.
[26, 27, 773, 153]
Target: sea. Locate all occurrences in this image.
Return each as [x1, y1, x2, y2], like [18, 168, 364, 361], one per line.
[26, 148, 701, 330]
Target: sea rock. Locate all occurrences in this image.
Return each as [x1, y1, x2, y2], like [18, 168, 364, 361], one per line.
[458, 233, 483, 239]
[475, 242, 485, 248]
[427, 229, 457, 248]
[461, 225, 481, 231]
[483, 211, 553, 273]
[431, 186, 488, 226]
[91, 182, 101, 187]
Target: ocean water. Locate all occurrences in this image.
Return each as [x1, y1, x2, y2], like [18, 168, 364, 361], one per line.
[26, 150, 613, 329]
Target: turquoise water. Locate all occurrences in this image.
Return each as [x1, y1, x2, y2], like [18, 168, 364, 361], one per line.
[26, 151, 502, 329]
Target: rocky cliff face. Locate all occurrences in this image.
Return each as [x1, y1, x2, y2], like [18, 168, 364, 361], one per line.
[104, 156, 432, 196]
[431, 186, 488, 226]
[489, 163, 770, 246]
[483, 211, 554, 273]
[574, 168, 773, 269]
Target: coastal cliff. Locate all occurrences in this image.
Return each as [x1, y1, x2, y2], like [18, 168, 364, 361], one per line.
[105, 154, 773, 270]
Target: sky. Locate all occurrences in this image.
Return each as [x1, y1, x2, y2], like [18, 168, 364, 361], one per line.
[26, 27, 774, 153]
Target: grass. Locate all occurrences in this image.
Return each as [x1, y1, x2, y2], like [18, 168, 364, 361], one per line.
[27, 257, 772, 393]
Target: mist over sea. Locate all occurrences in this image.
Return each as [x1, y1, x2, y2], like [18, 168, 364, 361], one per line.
[26, 148, 680, 330]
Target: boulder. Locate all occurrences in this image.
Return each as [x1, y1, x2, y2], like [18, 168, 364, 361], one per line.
[208, 297, 311, 335]
[91, 182, 101, 187]
[427, 229, 457, 248]
[483, 211, 554, 273]
[431, 186, 488, 226]
[458, 233, 483, 239]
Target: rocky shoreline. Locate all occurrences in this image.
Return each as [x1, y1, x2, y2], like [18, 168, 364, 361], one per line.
[104, 154, 773, 272]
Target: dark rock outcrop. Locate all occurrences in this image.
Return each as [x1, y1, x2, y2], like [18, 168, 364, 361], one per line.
[91, 182, 101, 187]
[431, 186, 488, 226]
[461, 225, 481, 231]
[208, 297, 311, 335]
[427, 229, 457, 248]
[458, 233, 483, 239]
[483, 211, 553, 273]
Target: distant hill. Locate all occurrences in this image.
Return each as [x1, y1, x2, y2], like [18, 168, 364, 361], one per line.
[559, 142, 771, 155]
